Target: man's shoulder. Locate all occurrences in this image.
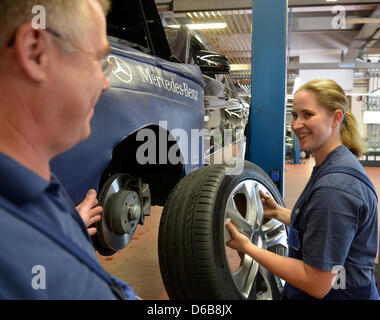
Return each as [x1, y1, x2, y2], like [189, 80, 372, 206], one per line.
[0, 207, 116, 299]
[0, 205, 33, 231]
[0, 205, 64, 255]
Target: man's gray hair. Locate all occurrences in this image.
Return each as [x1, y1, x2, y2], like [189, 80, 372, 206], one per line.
[0, 0, 111, 51]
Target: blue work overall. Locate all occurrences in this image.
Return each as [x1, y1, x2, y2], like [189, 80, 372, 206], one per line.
[284, 166, 380, 300]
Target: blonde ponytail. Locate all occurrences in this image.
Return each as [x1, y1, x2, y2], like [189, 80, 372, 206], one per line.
[341, 110, 366, 157]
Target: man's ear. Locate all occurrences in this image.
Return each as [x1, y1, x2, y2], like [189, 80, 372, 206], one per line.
[14, 23, 49, 82]
[332, 109, 344, 128]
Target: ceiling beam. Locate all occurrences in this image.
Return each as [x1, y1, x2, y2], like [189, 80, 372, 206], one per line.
[287, 61, 380, 69]
[169, 0, 380, 12]
[172, 0, 252, 12]
[346, 18, 380, 24]
[344, 5, 380, 61]
[232, 62, 380, 70]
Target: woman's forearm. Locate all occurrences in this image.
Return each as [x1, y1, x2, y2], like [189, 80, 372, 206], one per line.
[245, 244, 335, 299]
[275, 206, 292, 226]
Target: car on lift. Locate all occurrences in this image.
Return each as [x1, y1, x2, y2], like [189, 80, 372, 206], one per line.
[165, 26, 250, 159]
[50, 0, 287, 300]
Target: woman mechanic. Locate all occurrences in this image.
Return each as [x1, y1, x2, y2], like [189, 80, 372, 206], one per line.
[226, 78, 379, 300]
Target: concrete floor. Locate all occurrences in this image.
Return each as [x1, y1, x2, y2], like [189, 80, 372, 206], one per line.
[98, 157, 380, 300]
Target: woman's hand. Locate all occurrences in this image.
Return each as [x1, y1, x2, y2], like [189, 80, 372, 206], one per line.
[225, 221, 253, 253]
[259, 190, 279, 219]
[259, 190, 291, 226]
[76, 189, 103, 236]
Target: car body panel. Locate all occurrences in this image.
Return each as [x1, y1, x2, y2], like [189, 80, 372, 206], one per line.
[51, 43, 204, 205]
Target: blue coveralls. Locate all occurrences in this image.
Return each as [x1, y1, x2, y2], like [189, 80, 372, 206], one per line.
[0, 153, 135, 299]
[284, 145, 380, 300]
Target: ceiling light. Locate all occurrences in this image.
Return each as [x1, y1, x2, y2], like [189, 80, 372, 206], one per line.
[167, 23, 227, 30]
[325, 0, 338, 2]
[187, 23, 227, 30]
[363, 111, 380, 124]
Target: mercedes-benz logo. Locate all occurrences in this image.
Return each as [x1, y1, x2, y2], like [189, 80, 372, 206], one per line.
[108, 56, 133, 83]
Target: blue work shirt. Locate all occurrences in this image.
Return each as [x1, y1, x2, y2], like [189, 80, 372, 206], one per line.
[284, 145, 379, 299]
[0, 153, 117, 299]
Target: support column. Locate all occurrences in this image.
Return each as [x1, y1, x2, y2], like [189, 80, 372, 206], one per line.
[245, 0, 288, 196]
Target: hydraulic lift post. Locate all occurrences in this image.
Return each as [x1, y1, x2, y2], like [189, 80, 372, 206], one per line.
[245, 0, 288, 196]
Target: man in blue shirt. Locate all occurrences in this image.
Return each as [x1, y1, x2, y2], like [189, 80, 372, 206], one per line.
[0, 0, 135, 299]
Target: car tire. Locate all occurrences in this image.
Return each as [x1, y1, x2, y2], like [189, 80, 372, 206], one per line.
[158, 160, 288, 300]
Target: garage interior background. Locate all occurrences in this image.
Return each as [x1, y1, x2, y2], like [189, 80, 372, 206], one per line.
[158, 0, 380, 157]
[98, 0, 380, 299]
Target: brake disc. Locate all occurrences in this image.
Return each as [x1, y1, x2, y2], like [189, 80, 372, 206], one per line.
[93, 174, 150, 256]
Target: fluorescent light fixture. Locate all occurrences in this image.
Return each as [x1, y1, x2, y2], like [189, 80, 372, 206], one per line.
[230, 64, 251, 71]
[167, 23, 227, 30]
[325, 0, 337, 2]
[346, 93, 370, 96]
[363, 111, 380, 124]
[187, 23, 227, 30]
[292, 76, 301, 96]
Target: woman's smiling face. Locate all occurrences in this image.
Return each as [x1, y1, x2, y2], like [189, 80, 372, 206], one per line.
[291, 90, 335, 156]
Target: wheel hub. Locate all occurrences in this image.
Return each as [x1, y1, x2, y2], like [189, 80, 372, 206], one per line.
[93, 174, 150, 255]
[105, 190, 142, 236]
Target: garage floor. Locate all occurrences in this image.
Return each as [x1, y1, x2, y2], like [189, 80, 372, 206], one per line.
[97, 157, 380, 300]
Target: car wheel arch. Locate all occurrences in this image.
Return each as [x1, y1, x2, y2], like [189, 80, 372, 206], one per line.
[99, 125, 186, 206]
